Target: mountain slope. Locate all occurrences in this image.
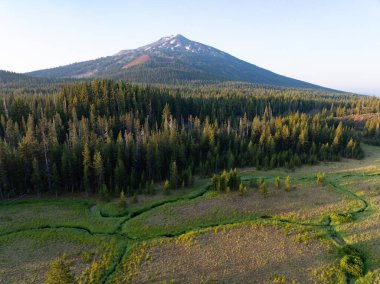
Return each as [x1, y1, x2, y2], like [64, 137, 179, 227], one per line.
[26, 34, 328, 89]
[0, 70, 36, 84]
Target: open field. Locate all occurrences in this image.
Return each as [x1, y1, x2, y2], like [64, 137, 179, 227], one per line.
[334, 175, 380, 282]
[0, 199, 122, 235]
[121, 179, 361, 239]
[1, 144, 380, 283]
[0, 228, 125, 284]
[114, 222, 344, 283]
[98, 180, 209, 217]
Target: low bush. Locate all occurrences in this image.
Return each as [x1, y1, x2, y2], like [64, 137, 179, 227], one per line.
[330, 213, 353, 224]
[339, 255, 365, 278]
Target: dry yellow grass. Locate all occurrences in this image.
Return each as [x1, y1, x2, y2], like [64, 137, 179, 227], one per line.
[0, 231, 90, 283]
[0, 228, 122, 284]
[122, 180, 360, 238]
[335, 177, 380, 269]
[118, 223, 341, 283]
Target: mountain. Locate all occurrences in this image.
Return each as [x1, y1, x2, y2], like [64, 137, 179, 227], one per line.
[0, 70, 36, 84]
[26, 34, 329, 89]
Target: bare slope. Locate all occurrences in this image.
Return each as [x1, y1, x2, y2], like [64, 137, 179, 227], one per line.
[27, 35, 333, 90]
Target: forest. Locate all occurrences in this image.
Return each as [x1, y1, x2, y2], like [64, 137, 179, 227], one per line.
[0, 79, 371, 199]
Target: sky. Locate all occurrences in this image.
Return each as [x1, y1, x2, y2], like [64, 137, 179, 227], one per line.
[0, 0, 380, 95]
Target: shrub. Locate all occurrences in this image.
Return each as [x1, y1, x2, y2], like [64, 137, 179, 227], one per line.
[45, 254, 74, 284]
[339, 255, 365, 278]
[316, 172, 326, 185]
[210, 169, 242, 193]
[285, 176, 291, 191]
[330, 213, 353, 224]
[271, 274, 288, 283]
[211, 174, 218, 191]
[100, 184, 109, 202]
[132, 192, 139, 203]
[355, 270, 380, 284]
[339, 245, 361, 257]
[238, 183, 247, 196]
[259, 179, 268, 197]
[249, 178, 259, 188]
[82, 251, 92, 263]
[163, 180, 170, 193]
[119, 190, 126, 209]
[275, 176, 281, 189]
[313, 264, 347, 284]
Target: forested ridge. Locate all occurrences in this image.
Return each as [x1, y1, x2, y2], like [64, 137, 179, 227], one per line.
[0, 80, 374, 199]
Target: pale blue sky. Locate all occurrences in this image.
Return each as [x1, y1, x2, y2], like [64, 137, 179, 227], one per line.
[0, 0, 379, 95]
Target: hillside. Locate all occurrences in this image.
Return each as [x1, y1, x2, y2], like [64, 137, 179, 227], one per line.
[0, 70, 36, 84]
[27, 35, 332, 90]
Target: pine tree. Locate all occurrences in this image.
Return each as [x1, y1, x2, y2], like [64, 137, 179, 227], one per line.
[82, 143, 91, 195]
[114, 158, 126, 193]
[316, 172, 325, 185]
[239, 182, 247, 196]
[31, 158, 43, 196]
[163, 179, 170, 193]
[93, 151, 103, 193]
[52, 163, 60, 197]
[119, 190, 126, 209]
[100, 183, 109, 201]
[169, 161, 178, 189]
[259, 179, 268, 197]
[333, 122, 343, 147]
[285, 176, 291, 192]
[275, 176, 281, 189]
[220, 170, 229, 192]
[211, 174, 218, 191]
[19, 114, 37, 193]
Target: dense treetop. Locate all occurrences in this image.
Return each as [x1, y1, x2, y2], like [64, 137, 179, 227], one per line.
[0, 80, 375, 199]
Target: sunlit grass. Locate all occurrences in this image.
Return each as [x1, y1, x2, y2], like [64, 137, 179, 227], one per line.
[0, 198, 122, 235]
[0, 228, 125, 284]
[115, 221, 343, 283]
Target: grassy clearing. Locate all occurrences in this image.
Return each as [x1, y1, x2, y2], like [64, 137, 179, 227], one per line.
[2, 144, 380, 283]
[114, 222, 344, 283]
[300, 144, 380, 283]
[0, 228, 125, 284]
[122, 179, 359, 239]
[0, 198, 122, 235]
[237, 144, 380, 178]
[98, 180, 208, 217]
[334, 176, 380, 274]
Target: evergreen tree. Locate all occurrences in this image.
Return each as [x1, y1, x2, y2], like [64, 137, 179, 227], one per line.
[119, 190, 126, 209]
[169, 161, 178, 189]
[163, 179, 170, 193]
[285, 176, 291, 192]
[100, 183, 109, 201]
[211, 174, 218, 191]
[93, 151, 103, 193]
[31, 158, 43, 196]
[82, 143, 91, 195]
[259, 179, 268, 197]
[238, 182, 247, 196]
[0, 80, 367, 198]
[316, 172, 326, 185]
[275, 176, 281, 189]
[52, 163, 60, 197]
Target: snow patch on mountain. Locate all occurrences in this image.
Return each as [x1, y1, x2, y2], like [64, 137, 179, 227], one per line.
[118, 35, 224, 57]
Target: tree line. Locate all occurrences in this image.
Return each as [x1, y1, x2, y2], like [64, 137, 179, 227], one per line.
[0, 80, 364, 199]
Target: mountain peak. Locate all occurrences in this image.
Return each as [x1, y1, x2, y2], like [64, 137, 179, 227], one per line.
[115, 34, 192, 56]
[132, 34, 226, 57]
[160, 34, 188, 41]
[26, 35, 331, 91]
